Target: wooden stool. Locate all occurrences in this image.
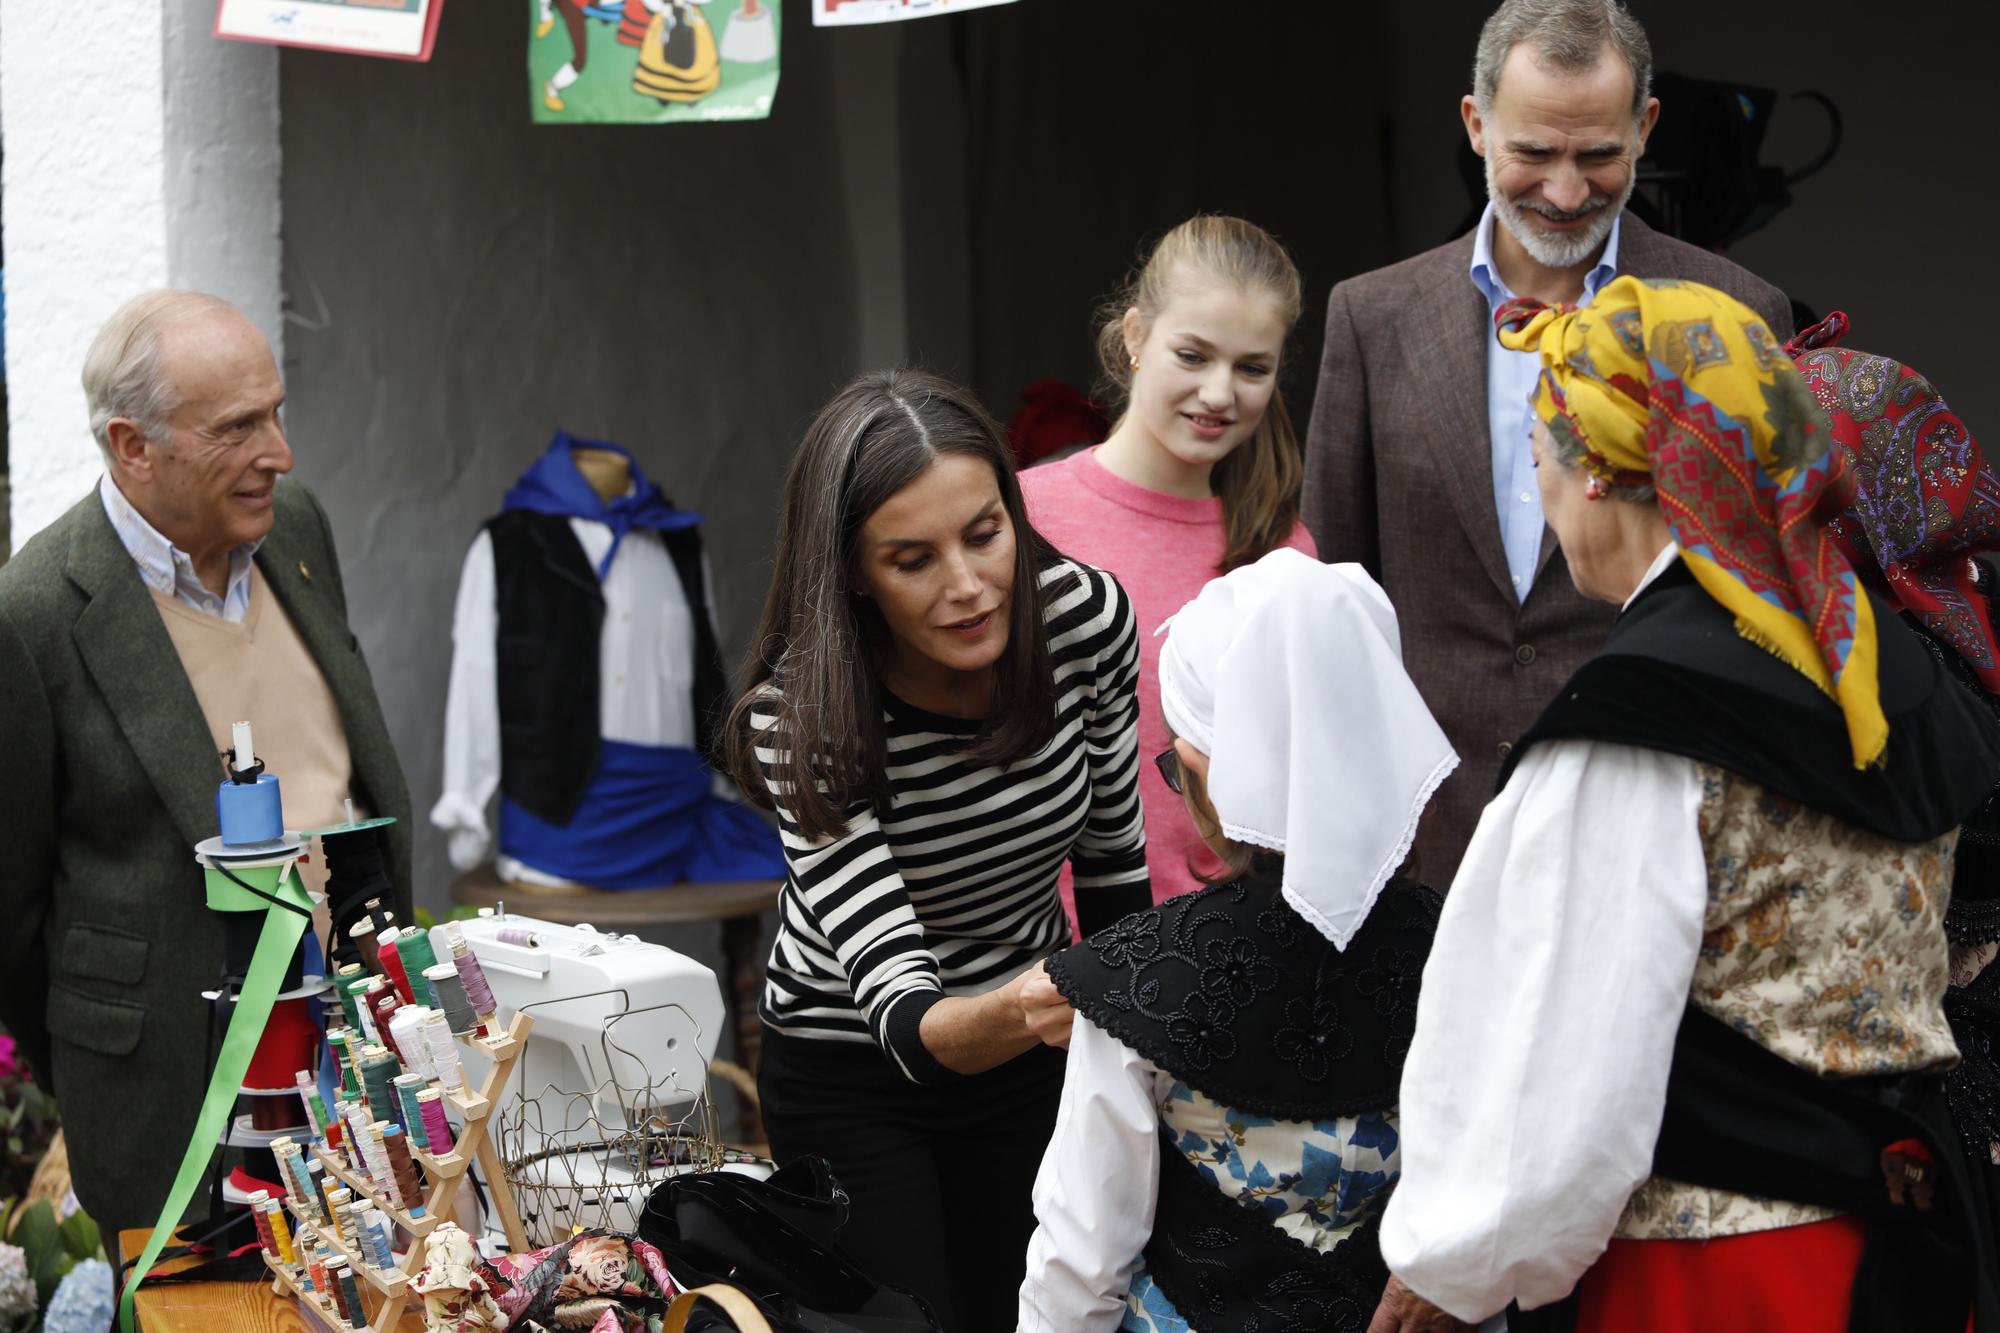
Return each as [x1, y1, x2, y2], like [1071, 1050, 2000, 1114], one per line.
[451, 865, 780, 1147]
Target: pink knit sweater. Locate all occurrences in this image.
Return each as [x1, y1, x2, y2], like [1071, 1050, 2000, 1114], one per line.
[1021, 447, 1317, 910]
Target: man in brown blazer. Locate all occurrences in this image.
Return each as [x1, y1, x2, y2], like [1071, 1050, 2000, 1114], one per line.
[1303, 0, 1792, 890]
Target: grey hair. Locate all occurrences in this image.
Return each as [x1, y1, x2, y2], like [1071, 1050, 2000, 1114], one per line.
[1544, 423, 1658, 504]
[81, 289, 237, 456]
[1473, 0, 1653, 122]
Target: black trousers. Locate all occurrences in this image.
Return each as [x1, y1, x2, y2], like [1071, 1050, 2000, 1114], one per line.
[757, 1026, 1066, 1333]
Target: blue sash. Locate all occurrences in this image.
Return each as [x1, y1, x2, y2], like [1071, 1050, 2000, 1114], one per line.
[499, 738, 785, 888]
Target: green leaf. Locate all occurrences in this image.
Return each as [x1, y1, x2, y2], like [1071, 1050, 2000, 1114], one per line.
[57, 1209, 101, 1263]
[10, 1199, 64, 1306]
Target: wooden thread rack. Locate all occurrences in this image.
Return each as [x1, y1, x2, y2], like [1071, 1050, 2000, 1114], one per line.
[261, 1012, 535, 1332]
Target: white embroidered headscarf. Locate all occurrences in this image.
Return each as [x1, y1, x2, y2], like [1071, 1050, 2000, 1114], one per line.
[1157, 549, 1457, 948]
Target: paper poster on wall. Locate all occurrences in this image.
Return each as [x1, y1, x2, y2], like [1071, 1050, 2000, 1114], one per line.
[530, 0, 781, 124]
[215, 0, 445, 60]
[811, 0, 1014, 25]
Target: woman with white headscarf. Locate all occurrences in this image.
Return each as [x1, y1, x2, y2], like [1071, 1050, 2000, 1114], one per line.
[1015, 548, 1459, 1333]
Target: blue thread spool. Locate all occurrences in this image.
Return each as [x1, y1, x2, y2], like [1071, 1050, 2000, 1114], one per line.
[216, 772, 284, 846]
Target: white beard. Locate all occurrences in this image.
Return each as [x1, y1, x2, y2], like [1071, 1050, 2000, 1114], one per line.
[1486, 152, 1634, 271]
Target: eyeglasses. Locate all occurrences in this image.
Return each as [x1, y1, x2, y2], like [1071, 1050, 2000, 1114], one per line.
[1154, 746, 1183, 795]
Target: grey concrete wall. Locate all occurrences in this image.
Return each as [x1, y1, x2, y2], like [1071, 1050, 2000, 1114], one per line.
[279, 5, 879, 914]
[1378, 0, 2000, 431]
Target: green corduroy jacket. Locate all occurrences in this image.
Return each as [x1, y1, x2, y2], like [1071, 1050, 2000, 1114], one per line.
[0, 479, 412, 1233]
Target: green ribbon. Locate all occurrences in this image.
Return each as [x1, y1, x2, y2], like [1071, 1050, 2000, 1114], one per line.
[117, 858, 313, 1333]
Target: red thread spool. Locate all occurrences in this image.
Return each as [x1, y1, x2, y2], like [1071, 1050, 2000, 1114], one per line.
[416, 1089, 454, 1157]
[376, 932, 416, 1007]
[247, 1190, 277, 1255]
[372, 994, 406, 1065]
[360, 981, 397, 1038]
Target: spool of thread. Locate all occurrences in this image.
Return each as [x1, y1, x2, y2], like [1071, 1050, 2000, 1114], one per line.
[392, 1074, 429, 1150]
[336, 1262, 365, 1329]
[495, 925, 538, 948]
[326, 1257, 357, 1327]
[246, 1190, 277, 1256]
[376, 928, 416, 1007]
[395, 927, 440, 1006]
[361, 979, 396, 1035]
[424, 963, 479, 1035]
[361, 1120, 399, 1205]
[359, 1047, 401, 1129]
[295, 1070, 329, 1142]
[371, 994, 407, 1065]
[444, 923, 499, 1033]
[323, 1185, 351, 1234]
[334, 964, 365, 1030]
[307, 1241, 331, 1298]
[333, 1030, 365, 1099]
[347, 916, 383, 974]
[381, 1123, 425, 1217]
[264, 1197, 297, 1266]
[389, 1007, 435, 1080]
[216, 771, 284, 845]
[343, 1200, 371, 1253]
[422, 1011, 464, 1091]
[303, 1158, 328, 1226]
[416, 1088, 455, 1157]
[360, 1208, 394, 1270]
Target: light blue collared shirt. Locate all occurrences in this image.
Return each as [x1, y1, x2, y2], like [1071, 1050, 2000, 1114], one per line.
[1468, 203, 1622, 600]
[99, 473, 262, 623]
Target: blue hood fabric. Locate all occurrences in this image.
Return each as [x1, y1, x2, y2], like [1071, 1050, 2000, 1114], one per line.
[501, 430, 701, 578]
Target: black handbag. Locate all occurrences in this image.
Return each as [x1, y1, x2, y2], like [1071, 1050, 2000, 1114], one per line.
[639, 1158, 941, 1333]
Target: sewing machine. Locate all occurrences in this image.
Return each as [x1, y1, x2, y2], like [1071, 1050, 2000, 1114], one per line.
[451, 907, 736, 1244]
[455, 907, 724, 1117]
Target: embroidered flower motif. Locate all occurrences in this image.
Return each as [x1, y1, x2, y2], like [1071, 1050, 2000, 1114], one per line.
[1092, 912, 1161, 967]
[1355, 947, 1420, 1021]
[1256, 903, 1300, 947]
[1165, 994, 1237, 1069]
[1272, 993, 1352, 1082]
[1199, 937, 1277, 1006]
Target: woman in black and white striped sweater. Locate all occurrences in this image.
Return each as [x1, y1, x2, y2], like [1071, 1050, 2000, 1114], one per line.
[725, 368, 1151, 1331]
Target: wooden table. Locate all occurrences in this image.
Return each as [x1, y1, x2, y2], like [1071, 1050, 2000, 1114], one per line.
[118, 1228, 426, 1333]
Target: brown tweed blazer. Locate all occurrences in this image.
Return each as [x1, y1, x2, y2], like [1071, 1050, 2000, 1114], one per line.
[1302, 214, 1792, 886]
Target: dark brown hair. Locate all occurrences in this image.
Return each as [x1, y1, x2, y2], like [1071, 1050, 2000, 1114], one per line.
[1094, 215, 1306, 573]
[724, 368, 1068, 842]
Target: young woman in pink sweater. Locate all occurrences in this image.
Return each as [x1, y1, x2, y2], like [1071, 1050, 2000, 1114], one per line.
[1022, 215, 1316, 908]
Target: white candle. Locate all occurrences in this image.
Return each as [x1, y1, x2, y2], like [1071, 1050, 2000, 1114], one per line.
[232, 720, 255, 771]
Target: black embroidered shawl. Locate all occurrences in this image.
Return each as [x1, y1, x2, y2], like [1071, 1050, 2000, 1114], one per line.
[1048, 868, 1442, 1332]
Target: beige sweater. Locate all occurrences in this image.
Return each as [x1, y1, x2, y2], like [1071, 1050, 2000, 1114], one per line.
[153, 565, 358, 900]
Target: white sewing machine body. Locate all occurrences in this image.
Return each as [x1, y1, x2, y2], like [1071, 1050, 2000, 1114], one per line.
[455, 908, 723, 1120]
[454, 907, 732, 1244]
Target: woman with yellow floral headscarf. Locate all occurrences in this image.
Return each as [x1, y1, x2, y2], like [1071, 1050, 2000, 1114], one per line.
[1369, 277, 2000, 1333]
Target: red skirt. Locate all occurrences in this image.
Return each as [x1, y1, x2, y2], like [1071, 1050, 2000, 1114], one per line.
[1572, 1217, 1866, 1333]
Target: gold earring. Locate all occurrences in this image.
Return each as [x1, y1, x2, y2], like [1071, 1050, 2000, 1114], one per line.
[1128, 355, 1139, 371]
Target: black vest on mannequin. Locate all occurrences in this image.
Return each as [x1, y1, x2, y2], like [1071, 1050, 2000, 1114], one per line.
[485, 510, 726, 826]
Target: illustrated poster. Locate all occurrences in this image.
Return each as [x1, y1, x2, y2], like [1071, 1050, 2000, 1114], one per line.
[811, 0, 1015, 25]
[530, 0, 781, 124]
[215, 0, 445, 60]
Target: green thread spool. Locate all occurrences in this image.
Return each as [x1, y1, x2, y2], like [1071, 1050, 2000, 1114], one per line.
[392, 1073, 428, 1151]
[395, 927, 440, 1007]
[359, 1049, 401, 1131]
[342, 974, 375, 1035]
[334, 964, 365, 1031]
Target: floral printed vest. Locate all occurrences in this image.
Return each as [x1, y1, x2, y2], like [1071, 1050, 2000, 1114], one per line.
[1051, 870, 1442, 1333]
[1616, 763, 1961, 1240]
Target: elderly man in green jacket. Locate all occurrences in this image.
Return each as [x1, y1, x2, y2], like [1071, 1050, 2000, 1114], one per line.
[0, 290, 412, 1234]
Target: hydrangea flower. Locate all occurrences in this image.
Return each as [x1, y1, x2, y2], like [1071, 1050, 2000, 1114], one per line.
[43, 1258, 115, 1333]
[0, 1244, 34, 1323]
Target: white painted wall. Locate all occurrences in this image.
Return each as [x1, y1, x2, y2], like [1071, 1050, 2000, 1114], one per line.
[1, 0, 281, 549]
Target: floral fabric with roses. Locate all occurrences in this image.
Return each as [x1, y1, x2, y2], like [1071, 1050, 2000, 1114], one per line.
[476, 1229, 681, 1333]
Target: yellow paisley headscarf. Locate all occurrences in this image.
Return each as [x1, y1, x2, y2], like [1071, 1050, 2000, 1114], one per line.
[1496, 276, 1884, 768]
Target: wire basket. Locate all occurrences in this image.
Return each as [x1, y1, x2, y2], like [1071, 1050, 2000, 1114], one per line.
[493, 990, 722, 1247]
